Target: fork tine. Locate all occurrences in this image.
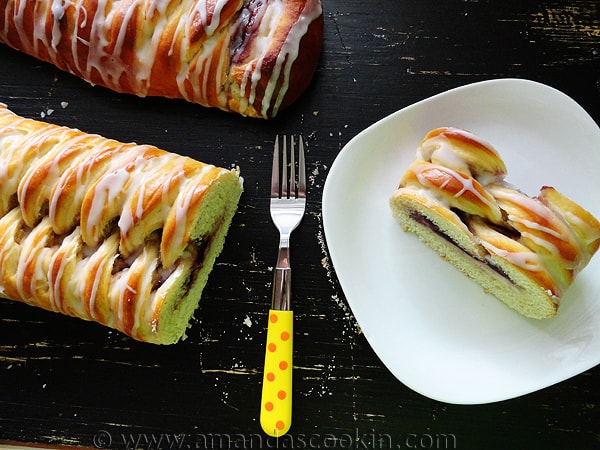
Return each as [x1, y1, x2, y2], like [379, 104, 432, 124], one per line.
[271, 136, 280, 198]
[281, 136, 288, 199]
[298, 136, 306, 198]
[271, 135, 306, 200]
[290, 136, 296, 198]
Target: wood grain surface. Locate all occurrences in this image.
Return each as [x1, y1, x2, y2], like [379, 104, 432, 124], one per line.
[1, 1, 599, 449]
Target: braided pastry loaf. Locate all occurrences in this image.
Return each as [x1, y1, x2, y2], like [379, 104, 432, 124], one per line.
[0, 103, 243, 344]
[389, 127, 600, 319]
[0, 0, 323, 119]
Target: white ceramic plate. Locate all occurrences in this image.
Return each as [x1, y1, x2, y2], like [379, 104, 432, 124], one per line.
[322, 79, 600, 404]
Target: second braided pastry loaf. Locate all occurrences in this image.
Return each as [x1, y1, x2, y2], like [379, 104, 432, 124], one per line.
[389, 127, 600, 319]
[0, 0, 324, 119]
[0, 103, 243, 344]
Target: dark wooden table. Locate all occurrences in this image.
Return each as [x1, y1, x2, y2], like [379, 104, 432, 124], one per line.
[1, 1, 599, 449]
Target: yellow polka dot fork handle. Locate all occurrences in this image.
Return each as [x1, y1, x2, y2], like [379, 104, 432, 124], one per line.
[260, 246, 293, 437]
[260, 309, 293, 436]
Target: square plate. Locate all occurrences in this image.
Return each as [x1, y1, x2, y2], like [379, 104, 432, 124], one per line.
[322, 79, 600, 404]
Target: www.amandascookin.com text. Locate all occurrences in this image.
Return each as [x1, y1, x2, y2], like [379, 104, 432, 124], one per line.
[92, 428, 458, 449]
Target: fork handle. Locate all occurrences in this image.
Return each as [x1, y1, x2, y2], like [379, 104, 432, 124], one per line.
[271, 245, 291, 311]
[260, 309, 293, 436]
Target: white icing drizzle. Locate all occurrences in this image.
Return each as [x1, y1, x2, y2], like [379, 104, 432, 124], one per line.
[0, 128, 27, 188]
[84, 162, 134, 239]
[519, 230, 560, 256]
[488, 184, 581, 264]
[16, 219, 53, 302]
[81, 234, 119, 322]
[269, 1, 321, 117]
[117, 154, 188, 244]
[412, 163, 500, 218]
[480, 240, 544, 272]
[161, 163, 224, 267]
[418, 128, 498, 163]
[18, 132, 95, 226]
[7, 1, 30, 58]
[419, 135, 471, 172]
[48, 227, 80, 313]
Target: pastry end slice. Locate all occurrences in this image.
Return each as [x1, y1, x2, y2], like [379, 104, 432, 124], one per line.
[389, 127, 600, 319]
[145, 168, 243, 344]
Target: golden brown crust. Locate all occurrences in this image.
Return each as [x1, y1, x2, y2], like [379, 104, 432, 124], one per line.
[401, 160, 503, 223]
[538, 186, 600, 258]
[418, 127, 507, 181]
[487, 184, 581, 267]
[0, 0, 324, 118]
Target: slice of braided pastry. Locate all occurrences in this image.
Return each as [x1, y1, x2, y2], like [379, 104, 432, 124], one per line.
[389, 127, 600, 319]
[0, 103, 243, 343]
[0, 0, 323, 119]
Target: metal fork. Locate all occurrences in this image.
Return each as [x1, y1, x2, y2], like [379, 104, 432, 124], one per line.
[260, 135, 306, 437]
